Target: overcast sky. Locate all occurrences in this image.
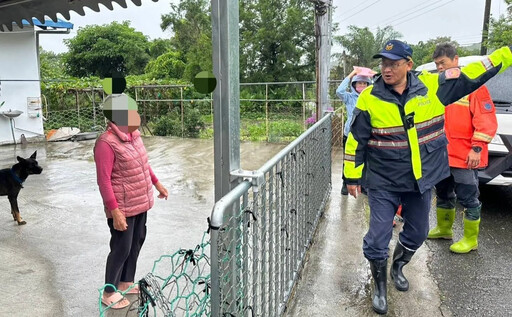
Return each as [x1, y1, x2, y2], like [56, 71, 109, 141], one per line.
[38, 0, 509, 54]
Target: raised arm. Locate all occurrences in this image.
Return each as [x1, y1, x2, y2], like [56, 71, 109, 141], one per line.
[336, 69, 357, 102]
[436, 46, 512, 105]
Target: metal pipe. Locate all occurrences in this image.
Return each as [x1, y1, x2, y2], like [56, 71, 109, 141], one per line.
[9, 118, 16, 144]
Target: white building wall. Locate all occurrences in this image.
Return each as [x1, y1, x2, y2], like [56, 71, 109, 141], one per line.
[0, 25, 44, 145]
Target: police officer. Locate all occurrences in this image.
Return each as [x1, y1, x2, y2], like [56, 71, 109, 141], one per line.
[428, 43, 498, 254]
[344, 40, 512, 314]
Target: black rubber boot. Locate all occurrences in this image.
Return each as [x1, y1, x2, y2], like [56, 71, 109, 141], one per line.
[390, 242, 415, 291]
[341, 182, 348, 195]
[369, 259, 388, 315]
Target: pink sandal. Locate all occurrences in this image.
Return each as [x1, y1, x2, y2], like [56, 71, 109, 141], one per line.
[101, 292, 130, 309]
[119, 282, 140, 295]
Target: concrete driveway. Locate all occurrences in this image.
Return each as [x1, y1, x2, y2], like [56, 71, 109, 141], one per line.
[1, 138, 511, 317]
[0, 137, 283, 317]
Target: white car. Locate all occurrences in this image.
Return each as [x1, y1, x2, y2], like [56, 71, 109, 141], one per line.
[416, 56, 512, 186]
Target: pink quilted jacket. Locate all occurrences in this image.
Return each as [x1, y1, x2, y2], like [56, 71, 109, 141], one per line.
[97, 122, 154, 217]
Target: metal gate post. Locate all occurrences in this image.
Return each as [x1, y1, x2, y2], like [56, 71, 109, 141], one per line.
[211, 0, 241, 316]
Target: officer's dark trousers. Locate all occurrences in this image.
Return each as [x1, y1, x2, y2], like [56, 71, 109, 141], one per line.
[363, 189, 432, 260]
[105, 212, 147, 293]
[436, 168, 480, 210]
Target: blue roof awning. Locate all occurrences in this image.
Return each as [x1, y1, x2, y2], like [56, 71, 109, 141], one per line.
[0, 0, 157, 32]
[21, 18, 73, 30]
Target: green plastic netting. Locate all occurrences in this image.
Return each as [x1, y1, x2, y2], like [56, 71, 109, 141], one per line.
[99, 232, 211, 317]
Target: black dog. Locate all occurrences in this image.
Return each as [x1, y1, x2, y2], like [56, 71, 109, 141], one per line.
[0, 151, 43, 225]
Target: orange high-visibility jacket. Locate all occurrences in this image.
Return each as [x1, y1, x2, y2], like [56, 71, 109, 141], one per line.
[444, 85, 497, 168]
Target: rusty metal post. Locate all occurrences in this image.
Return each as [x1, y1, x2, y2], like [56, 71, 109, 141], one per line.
[311, 0, 332, 120]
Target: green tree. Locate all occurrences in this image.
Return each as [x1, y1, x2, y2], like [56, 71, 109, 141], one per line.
[412, 37, 481, 66]
[39, 48, 66, 79]
[148, 38, 173, 59]
[161, 0, 212, 81]
[160, 0, 315, 83]
[333, 25, 402, 76]
[145, 51, 186, 79]
[240, 0, 315, 82]
[63, 21, 150, 77]
[487, 0, 512, 50]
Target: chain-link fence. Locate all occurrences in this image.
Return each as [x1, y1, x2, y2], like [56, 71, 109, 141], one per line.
[42, 87, 107, 132]
[42, 81, 347, 142]
[97, 109, 344, 316]
[210, 112, 333, 316]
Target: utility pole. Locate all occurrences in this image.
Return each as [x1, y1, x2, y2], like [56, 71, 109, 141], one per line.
[342, 50, 347, 78]
[311, 0, 332, 120]
[481, 0, 492, 55]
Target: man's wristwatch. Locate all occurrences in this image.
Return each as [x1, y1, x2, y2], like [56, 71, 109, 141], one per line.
[472, 146, 482, 153]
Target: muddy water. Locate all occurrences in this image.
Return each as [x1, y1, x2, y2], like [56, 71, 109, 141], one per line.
[0, 137, 285, 316]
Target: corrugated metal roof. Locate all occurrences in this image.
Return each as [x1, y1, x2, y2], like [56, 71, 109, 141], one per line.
[22, 18, 74, 30]
[0, 0, 157, 32]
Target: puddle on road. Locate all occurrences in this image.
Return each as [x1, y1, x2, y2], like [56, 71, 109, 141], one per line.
[0, 137, 285, 316]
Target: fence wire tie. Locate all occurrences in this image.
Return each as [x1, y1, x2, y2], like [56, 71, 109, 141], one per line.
[207, 216, 220, 233]
[198, 279, 211, 295]
[139, 276, 156, 308]
[290, 152, 297, 161]
[281, 226, 289, 238]
[244, 209, 257, 227]
[179, 249, 197, 266]
[289, 208, 297, 215]
[244, 305, 256, 317]
[139, 273, 173, 316]
[276, 171, 285, 187]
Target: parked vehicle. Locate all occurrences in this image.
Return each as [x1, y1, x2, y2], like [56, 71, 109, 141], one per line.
[416, 56, 512, 186]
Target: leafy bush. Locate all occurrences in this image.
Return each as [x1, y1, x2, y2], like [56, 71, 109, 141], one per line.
[152, 106, 205, 137]
[268, 120, 304, 142]
[241, 122, 266, 141]
[145, 51, 186, 79]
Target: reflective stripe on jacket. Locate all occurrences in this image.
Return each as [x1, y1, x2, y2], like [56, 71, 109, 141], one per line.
[344, 46, 512, 193]
[445, 85, 497, 168]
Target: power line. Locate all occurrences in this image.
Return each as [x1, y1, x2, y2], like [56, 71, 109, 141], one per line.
[337, 0, 375, 19]
[370, 0, 445, 29]
[390, 0, 459, 28]
[340, 0, 382, 21]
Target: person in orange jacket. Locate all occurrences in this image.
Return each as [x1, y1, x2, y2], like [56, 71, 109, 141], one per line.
[428, 43, 498, 253]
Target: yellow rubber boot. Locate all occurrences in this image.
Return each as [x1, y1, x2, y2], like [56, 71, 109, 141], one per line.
[427, 207, 455, 239]
[450, 218, 480, 254]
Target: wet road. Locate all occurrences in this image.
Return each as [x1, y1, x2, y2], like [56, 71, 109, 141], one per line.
[287, 149, 512, 317]
[285, 149, 445, 317]
[426, 185, 512, 317]
[0, 138, 511, 316]
[0, 138, 285, 317]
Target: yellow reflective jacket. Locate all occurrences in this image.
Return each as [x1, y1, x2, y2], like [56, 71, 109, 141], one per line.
[344, 46, 512, 193]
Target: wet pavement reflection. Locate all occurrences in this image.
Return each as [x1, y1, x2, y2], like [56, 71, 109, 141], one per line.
[0, 137, 284, 317]
[1, 138, 511, 317]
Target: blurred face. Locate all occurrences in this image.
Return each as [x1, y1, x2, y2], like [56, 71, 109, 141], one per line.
[379, 58, 413, 86]
[355, 81, 368, 93]
[117, 110, 141, 134]
[434, 55, 459, 73]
